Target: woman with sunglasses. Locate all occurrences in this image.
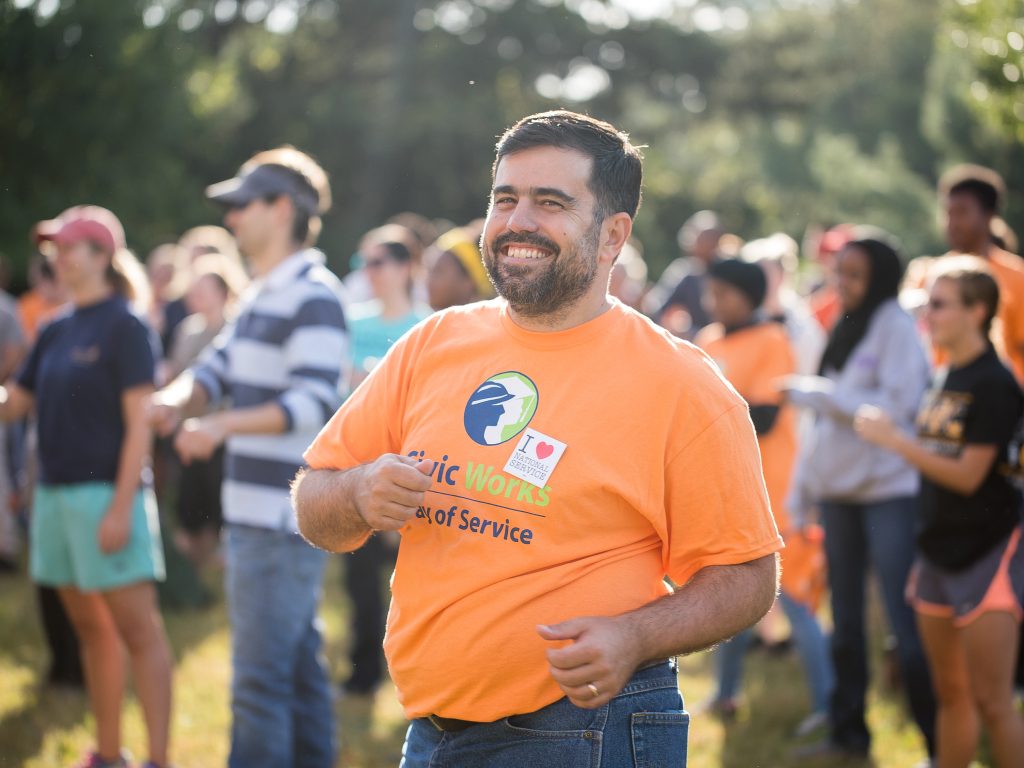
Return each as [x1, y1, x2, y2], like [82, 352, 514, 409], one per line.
[1, 207, 172, 768]
[856, 258, 1024, 768]
[339, 233, 430, 696]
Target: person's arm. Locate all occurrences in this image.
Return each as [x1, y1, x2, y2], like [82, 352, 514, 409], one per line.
[783, 312, 929, 424]
[174, 402, 287, 464]
[0, 338, 26, 382]
[537, 554, 779, 708]
[97, 384, 153, 553]
[150, 321, 233, 443]
[293, 454, 434, 553]
[176, 293, 348, 464]
[0, 382, 34, 422]
[855, 405, 999, 495]
[149, 369, 211, 437]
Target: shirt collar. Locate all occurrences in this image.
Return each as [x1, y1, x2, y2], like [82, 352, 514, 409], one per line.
[256, 248, 325, 293]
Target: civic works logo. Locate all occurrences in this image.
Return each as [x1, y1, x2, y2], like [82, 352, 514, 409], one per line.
[463, 371, 539, 446]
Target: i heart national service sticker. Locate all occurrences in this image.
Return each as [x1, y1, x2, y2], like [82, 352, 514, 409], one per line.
[503, 428, 567, 487]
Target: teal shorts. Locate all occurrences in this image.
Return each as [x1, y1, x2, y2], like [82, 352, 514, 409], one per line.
[30, 483, 166, 591]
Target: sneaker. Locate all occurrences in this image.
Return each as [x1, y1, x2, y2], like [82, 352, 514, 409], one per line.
[695, 696, 740, 722]
[73, 750, 130, 768]
[793, 710, 828, 738]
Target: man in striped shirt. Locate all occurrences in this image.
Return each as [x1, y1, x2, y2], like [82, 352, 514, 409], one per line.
[151, 147, 346, 768]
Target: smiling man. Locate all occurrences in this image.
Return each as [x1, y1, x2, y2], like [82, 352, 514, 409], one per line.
[293, 111, 782, 767]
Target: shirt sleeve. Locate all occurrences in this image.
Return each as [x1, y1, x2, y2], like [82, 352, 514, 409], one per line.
[304, 322, 417, 470]
[113, 314, 157, 391]
[662, 402, 784, 586]
[963, 376, 1023, 447]
[276, 292, 349, 433]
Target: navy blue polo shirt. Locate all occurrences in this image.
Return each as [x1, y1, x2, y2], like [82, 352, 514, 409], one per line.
[17, 295, 157, 485]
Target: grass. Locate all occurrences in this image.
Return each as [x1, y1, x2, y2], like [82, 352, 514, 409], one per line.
[0, 557, 960, 768]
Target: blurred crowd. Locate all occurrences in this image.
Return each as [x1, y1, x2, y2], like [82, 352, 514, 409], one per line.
[1, 151, 1023, 768]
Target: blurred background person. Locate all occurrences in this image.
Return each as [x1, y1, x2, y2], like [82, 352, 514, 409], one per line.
[804, 224, 855, 333]
[4, 205, 172, 768]
[178, 224, 243, 269]
[150, 146, 344, 768]
[145, 243, 190, 356]
[424, 222, 493, 311]
[338, 227, 430, 697]
[645, 209, 723, 338]
[990, 216, 1018, 257]
[743, 233, 826, 376]
[938, 164, 1024, 384]
[18, 253, 68, 343]
[0, 257, 26, 573]
[856, 259, 1024, 768]
[344, 222, 420, 306]
[162, 253, 248, 569]
[695, 258, 832, 739]
[785, 233, 936, 761]
[608, 239, 649, 310]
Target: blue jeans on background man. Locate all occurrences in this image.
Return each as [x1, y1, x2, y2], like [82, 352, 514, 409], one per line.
[821, 496, 936, 756]
[716, 590, 834, 715]
[400, 661, 688, 767]
[225, 524, 335, 768]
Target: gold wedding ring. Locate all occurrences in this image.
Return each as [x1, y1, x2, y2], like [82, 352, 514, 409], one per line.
[587, 683, 599, 698]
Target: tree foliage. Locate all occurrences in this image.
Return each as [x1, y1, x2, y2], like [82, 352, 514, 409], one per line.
[1, 0, 1020, 282]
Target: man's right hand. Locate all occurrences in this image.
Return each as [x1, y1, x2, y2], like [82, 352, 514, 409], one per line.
[353, 454, 433, 532]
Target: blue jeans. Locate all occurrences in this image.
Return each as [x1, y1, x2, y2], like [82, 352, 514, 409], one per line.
[715, 591, 834, 713]
[822, 497, 936, 755]
[225, 524, 335, 768]
[400, 661, 688, 767]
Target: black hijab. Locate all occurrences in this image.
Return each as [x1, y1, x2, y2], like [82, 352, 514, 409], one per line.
[818, 236, 904, 375]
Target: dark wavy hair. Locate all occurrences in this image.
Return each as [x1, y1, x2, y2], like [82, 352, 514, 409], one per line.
[493, 110, 644, 221]
[818, 234, 905, 374]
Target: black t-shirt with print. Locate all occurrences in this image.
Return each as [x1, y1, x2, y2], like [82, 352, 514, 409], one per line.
[916, 347, 1023, 570]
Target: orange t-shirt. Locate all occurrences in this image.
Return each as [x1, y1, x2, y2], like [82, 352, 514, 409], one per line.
[932, 248, 1024, 384]
[810, 286, 841, 333]
[304, 299, 783, 721]
[694, 322, 797, 526]
[695, 321, 825, 609]
[17, 289, 64, 343]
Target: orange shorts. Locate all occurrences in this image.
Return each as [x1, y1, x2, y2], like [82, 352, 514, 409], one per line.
[907, 526, 1024, 627]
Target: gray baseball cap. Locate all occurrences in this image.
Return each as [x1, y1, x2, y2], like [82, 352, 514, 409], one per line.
[205, 163, 320, 215]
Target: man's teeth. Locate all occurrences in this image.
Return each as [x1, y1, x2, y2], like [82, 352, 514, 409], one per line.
[506, 246, 548, 259]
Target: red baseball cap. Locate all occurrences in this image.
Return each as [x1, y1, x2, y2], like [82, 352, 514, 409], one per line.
[818, 224, 855, 257]
[33, 205, 126, 254]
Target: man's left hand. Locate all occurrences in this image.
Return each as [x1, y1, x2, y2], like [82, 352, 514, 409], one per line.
[537, 616, 642, 709]
[175, 415, 228, 464]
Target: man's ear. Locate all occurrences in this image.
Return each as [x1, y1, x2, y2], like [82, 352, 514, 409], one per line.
[600, 212, 633, 265]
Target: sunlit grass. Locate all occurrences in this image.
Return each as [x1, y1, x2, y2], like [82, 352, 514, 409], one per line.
[0, 558, 956, 767]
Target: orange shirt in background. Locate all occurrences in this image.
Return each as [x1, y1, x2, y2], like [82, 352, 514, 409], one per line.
[695, 320, 825, 610]
[810, 286, 841, 333]
[17, 289, 64, 343]
[305, 299, 783, 721]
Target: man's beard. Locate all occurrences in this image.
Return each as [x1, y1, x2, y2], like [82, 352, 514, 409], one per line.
[483, 222, 601, 318]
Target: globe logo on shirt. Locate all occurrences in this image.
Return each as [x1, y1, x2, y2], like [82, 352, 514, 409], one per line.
[463, 372, 539, 446]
